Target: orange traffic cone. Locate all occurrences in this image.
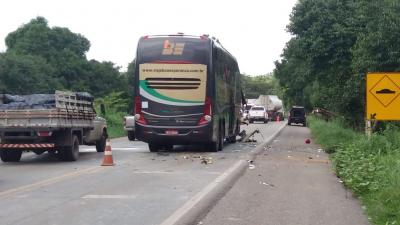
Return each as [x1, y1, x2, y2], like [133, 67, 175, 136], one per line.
[101, 139, 115, 166]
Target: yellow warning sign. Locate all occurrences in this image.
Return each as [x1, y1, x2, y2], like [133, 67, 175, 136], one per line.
[367, 73, 400, 120]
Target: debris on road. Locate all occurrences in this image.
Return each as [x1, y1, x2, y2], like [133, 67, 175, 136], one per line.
[305, 138, 311, 144]
[259, 181, 275, 187]
[238, 130, 247, 140]
[263, 145, 272, 151]
[200, 156, 213, 165]
[248, 160, 256, 169]
[157, 152, 169, 156]
[240, 129, 260, 142]
[181, 154, 215, 164]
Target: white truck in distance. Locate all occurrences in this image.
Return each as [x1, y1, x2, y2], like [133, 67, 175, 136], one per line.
[255, 95, 284, 121]
[248, 106, 269, 123]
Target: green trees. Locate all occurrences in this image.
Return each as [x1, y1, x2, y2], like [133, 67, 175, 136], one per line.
[0, 16, 128, 97]
[5, 17, 90, 59]
[241, 74, 281, 99]
[275, 0, 400, 127]
[0, 52, 60, 94]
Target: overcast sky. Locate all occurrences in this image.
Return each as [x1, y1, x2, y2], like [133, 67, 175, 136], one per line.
[0, 0, 297, 75]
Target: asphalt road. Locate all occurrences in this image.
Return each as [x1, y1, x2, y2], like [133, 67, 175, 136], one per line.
[0, 121, 285, 225]
[199, 124, 370, 225]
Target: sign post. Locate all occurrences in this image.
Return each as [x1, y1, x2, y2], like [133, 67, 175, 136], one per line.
[366, 73, 400, 135]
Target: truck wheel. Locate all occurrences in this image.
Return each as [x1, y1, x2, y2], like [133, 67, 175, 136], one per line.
[148, 143, 161, 152]
[0, 149, 22, 162]
[60, 135, 79, 161]
[127, 131, 135, 141]
[96, 131, 107, 152]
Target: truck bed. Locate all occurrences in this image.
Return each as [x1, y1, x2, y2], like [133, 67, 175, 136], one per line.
[0, 91, 96, 129]
[0, 108, 95, 128]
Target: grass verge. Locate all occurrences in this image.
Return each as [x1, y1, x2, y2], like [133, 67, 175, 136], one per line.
[308, 117, 400, 225]
[94, 92, 128, 139]
[103, 110, 125, 138]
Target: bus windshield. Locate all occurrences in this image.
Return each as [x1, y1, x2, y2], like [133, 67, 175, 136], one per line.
[138, 37, 210, 64]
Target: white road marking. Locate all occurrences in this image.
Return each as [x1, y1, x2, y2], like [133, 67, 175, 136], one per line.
[132, 171, 174, 174]
[82, 194, 136, 199]
[131, 171, 220, 175]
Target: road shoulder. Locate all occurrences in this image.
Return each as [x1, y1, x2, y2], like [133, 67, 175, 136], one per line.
[199, 125, 370, 225]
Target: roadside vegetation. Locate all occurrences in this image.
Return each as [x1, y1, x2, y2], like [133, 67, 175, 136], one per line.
[309, 117, 400, 225]
[276, 1, 400, 223]
[275, 0, 400, 128]
[241, 73, 281, 99]
[95, 92, 130, 138]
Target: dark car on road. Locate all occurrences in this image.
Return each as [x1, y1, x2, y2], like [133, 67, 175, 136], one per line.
[288, 106, 306, 126]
